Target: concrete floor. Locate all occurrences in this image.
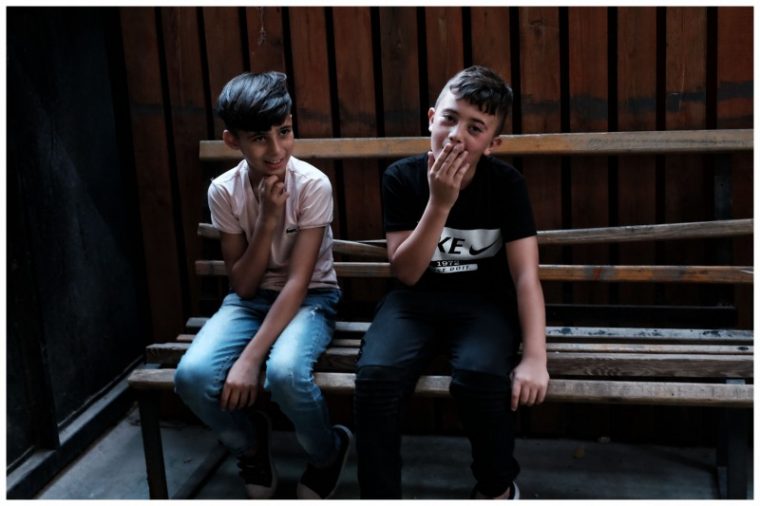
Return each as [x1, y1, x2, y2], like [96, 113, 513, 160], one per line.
[37, 405, 752, 500]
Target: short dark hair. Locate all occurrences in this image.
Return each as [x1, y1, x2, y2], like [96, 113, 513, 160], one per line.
[216, 71, 292, 134]
[436, 65, 513, 135]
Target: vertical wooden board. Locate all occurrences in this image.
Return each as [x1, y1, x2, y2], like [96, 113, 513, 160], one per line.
[717, 7, 753, 328]
[716, 8, 753, 127]
[120, 7, 184, 342]
[379, 7, 421, 136]
[202, 7, 246, 137]
[568, 8, 608, 132]
[425, 7, 465, 107]
[470, 7, 513, 135]
[664, 7, 709, 305]
[333, 7, 381, 240]
[246, 7, 286, 73]
[568, 7, 608, 305]
[288, 7, 341, 239]
[288, 8, 332, 138]
[161, 7, 208, 316]
[616, 7, 657, 306]
[518, 7, 563, 303]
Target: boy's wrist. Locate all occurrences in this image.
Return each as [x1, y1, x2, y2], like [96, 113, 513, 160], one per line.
[520, 347, 547, 364]
[239, 339, 267, 367]
[426, 198, 453, 217]
[256, 214, 278, 232]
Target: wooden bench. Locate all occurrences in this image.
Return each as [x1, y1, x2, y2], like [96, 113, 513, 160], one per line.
[128, 129, 753, 499]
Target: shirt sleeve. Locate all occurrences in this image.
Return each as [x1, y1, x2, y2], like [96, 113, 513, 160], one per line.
[298, 175, 333, 229]
[502, 171, 537, 243]
[208, 180, 243, 234]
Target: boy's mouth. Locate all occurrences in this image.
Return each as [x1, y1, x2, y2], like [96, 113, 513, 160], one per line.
[264, 158, 287, 171]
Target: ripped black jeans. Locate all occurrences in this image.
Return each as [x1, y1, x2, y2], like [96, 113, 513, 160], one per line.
[353, 289, 521, 499]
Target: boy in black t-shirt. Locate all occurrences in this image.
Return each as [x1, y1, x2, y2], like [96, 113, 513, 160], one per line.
[354, 66, 549, 499]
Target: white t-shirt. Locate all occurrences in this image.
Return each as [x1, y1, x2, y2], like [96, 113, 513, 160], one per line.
[208, 156, 338, 291]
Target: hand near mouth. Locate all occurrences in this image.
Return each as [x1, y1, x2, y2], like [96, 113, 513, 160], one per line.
[427, 143, 470, 211]
[257, 174, 289, 224]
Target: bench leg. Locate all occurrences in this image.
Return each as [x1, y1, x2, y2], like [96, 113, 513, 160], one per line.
[716, 380, 750, 499]
[136, 390, 169, 499]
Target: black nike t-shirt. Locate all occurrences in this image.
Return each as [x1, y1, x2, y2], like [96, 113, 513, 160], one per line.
[382, 153, 537, 301]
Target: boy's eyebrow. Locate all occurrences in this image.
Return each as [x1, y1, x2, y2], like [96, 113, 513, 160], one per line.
[441, 107, 487, 126]
[246, 122, 292, 136]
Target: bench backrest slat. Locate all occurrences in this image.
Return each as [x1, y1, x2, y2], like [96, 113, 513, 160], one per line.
[194, 259, 752, 284]
[197, 219, 753, 249]
[199, 129, 753, 161]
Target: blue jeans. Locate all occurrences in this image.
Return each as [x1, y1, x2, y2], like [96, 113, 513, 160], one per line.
[175, 288, 341, 466]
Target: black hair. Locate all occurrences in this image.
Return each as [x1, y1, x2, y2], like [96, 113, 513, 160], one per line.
[215, 71, 292, 134]
[437, 65, 513, 135]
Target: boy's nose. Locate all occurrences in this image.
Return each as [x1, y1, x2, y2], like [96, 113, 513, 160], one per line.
[448, 126, 462, 143]
[269, 138, 284, 156]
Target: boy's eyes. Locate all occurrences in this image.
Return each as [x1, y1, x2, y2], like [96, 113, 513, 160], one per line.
[248, 127, 292, 143]
[439, 114, 484, 134]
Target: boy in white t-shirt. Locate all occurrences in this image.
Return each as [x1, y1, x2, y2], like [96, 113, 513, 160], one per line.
[175, 72, 351, 500]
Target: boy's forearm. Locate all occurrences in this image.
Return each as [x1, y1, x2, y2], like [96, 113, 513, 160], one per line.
[238, 279, 308, 366]
[515, 275, 547, 362]
[390, 201, 449, 285]
[230, 217, 277, 297]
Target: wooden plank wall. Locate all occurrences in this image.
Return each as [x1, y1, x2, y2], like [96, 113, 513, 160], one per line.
[119, 6, 753, 345]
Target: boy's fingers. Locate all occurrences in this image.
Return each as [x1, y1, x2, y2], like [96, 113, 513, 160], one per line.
[448, 149, 468, 178]
[220, 386, 229, 411]
[454, 162, 470, 180]
[442, 146, 464, 176]
[228, 389, 240, 411]
[432, 144, 454, 173]
[511, 381, 520, 411]
[520, 385, 531, 406]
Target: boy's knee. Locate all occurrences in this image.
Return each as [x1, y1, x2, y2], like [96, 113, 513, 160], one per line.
[265, 362, 310, 395]
[356, 365, 402, 385]
[355, 365, 408, 400]
[174, 358, 212, 400]
[449, 369, 509, 400]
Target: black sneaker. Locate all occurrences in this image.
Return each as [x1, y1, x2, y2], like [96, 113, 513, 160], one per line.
[296, 425, 353, 499]
[237, 411, 278, 499]
[471, 481, 520, 500]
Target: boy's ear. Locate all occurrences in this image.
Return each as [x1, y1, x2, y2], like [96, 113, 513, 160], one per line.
[427, 107, 436, 131]
[483, 135, 502, 156]
[222, 130, 240, 150]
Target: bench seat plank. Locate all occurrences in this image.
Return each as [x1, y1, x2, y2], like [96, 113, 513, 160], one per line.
[126, 368, 753, 408]
[144, 342, 752, 379]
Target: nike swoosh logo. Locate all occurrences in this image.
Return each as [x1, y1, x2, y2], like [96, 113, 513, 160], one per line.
[286, 228, 297, 234]
[469, 240, 500, 256]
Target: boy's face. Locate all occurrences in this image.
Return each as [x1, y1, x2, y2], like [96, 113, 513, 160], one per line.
[428, 89, 502, 168]
[223, 115, 294, 182]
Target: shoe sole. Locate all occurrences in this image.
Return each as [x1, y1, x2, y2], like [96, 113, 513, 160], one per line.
[296, 425, 353, 500]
